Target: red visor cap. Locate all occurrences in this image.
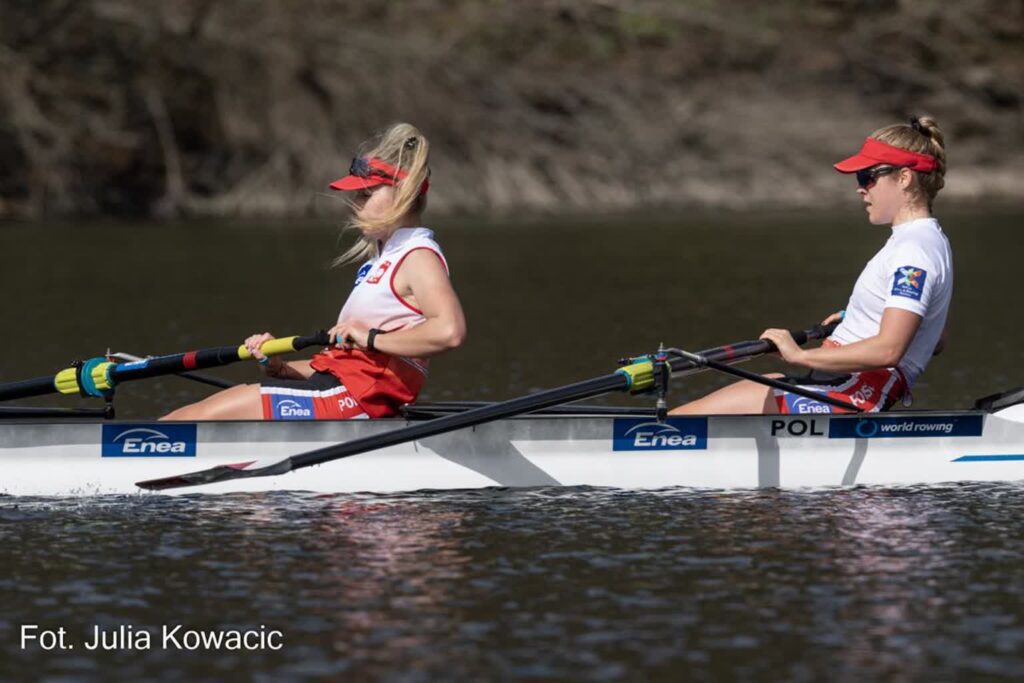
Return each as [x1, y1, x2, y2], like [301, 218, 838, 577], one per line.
[329, 157, 430, 194]
[834, 137, 938, 174]
[330, 157, 405, 191]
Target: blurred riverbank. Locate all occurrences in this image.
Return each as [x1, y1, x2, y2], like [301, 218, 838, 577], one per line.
[1, 0, 1021, 220]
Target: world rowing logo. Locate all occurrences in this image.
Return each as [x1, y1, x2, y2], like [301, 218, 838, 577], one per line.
[828, 415, 983, 439]
[102, 424, 197, 457]
[613, 417, 708, 451]
[854, 419, 880, 438]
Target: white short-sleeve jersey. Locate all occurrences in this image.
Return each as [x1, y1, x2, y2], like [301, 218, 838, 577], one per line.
[829, 217, 953, 385]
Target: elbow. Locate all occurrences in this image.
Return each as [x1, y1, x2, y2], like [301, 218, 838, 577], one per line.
[442, 322, 466, 350]
[877, 345, 905, 368]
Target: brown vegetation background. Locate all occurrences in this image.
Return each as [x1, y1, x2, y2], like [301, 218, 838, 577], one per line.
[1, 0, 1021, 219]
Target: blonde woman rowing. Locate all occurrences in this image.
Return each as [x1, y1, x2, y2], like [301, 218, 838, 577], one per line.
[164, 123, 465, 421]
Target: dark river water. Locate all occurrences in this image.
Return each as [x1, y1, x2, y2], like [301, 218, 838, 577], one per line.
[2, 207, 1023, 679]
[2, 206, 1022, 415]
[2, 486, 1023, 680]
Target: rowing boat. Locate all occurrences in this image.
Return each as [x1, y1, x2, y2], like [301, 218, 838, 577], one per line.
[3, 323, 1021, 496]
[3, 403, 1023, 496]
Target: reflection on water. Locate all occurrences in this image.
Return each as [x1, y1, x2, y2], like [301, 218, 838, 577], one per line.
[1, 485, 1023, 679]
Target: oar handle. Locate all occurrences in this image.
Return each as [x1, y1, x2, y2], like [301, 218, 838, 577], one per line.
[789, 321, 838, 347]
[0, 330, 331, 402]
[237, 332, 330, 360]
[620, 321, 840, 393]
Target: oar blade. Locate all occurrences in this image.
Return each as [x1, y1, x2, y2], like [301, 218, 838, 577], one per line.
[136, 458, 293, 491]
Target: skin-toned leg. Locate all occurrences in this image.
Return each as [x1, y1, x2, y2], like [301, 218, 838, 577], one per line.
[669, 373, 785, 415]
[160, 384, 264, 421]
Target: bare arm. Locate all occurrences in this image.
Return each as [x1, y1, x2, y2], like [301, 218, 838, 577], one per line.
[763, 307, 922, 373]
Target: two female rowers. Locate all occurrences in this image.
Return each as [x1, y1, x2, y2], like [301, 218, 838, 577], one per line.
[167, 115, 951, 421]
[163, 123, 465, 421]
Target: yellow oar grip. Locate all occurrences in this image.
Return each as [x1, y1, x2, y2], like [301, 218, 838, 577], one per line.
[237, 336, 300, 360]
[617, 360, 655, 393]
[54, 362, 115, 395]
[54, 368, 80, 395]
[91, 363, 114, 391]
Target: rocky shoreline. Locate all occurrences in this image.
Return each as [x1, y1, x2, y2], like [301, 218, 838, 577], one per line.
[2, 1, 1020, 220]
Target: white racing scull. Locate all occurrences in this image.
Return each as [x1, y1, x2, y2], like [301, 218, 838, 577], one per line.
[1, 403, 1023, 496]
[2, 324, 1022, 496]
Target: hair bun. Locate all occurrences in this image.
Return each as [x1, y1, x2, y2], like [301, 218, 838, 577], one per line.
[404, 137, 419, 150]
[910, 116, 927, 136]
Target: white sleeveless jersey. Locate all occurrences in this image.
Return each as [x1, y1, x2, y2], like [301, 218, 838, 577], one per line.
[338, 227, 449, 334]
[830, 217, 953, 385]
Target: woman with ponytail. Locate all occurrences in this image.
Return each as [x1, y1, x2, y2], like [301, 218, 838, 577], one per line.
[164, 123, 466, 421]
[672, 117, 951, 415]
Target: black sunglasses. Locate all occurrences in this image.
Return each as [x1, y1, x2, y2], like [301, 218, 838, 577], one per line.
[348, 157, 393, 179]
[856, 165, 898, 189]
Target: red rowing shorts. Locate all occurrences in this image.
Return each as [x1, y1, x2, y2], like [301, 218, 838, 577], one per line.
[773, 367, 907, 414]
[772, 340, 907, 414]
[259, 372, 368, 421]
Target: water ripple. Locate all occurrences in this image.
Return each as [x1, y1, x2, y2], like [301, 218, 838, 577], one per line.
[1, 485, 1022, 679]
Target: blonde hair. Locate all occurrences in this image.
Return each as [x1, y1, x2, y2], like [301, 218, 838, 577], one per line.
[871, 116, 946, 209]
[333, 123, 431, 266]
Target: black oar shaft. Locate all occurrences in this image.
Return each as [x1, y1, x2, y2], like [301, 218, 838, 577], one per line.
[109, 353, 235, 389]
[0, 331, 330, 402]
[294, 374, 628, 469]
[672, 350, 861, 412]
[110, 332, 329, 382]
[290, 327, 837, 469]
[0, 377, 63, 402]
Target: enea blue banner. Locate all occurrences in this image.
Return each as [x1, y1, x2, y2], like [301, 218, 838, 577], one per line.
[613, 417, 708, 451]
[102, 424, 198, 457]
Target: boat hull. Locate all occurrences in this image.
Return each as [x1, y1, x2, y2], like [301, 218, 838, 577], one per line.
[3, 407, 1024, 496]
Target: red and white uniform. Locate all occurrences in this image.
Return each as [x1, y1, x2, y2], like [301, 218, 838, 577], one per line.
[775, 217, 953, 414]
[308, 227, 448, 418]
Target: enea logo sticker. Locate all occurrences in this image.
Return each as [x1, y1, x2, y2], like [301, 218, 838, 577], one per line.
[613, 418, 708, 451]
[271, 397, 314, 420]
[891, 265, 927, 301]
[102, 424, 197, 457]
[829, 414, 982, 439]
[780, 394, 835, 414]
